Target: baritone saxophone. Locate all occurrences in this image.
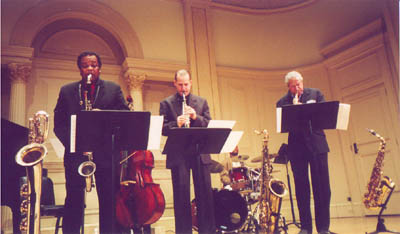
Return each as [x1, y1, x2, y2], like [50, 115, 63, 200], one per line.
[15, 110, 49, 234]
[255, 130, 287, 234]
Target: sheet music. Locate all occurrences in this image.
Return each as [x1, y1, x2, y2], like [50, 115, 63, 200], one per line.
[207, 120, 236, 129]
[70, 115, 76, 153]
[276, 107, 282, 133]
[49, 138, 65, 158]
[220, 131, 243, 153]
[147, 115, 163, 150]
[336, 103, 351, 130]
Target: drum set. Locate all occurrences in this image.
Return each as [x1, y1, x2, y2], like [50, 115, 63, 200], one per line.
[192, 154, 281, 233]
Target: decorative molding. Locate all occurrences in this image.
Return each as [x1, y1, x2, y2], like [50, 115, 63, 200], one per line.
[33, 57, 122, 76]
[209, 0, 317, 15]
[320, 18, 384, 58]
[323, 33, 385, 70]
[122, 57, 188, 82]
[123, 69, 146, 91]
[9, 0, 143, 58]
[1, 45, 34, 64]
[7, 63, 32, 83]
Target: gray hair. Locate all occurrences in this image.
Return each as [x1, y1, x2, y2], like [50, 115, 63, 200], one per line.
[284, 71, 303, 84]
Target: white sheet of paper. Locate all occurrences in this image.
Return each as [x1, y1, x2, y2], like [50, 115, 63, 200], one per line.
[70, 115, 76, 153]
[336, 103, 351, 130]
[49, 138, 65, 158]
[220, 131, 243, 153]
[207, 120, 236, 129]
[276, 107, 282, 133]
[147, 115, 164, 150]
[232, 161, 241, 168]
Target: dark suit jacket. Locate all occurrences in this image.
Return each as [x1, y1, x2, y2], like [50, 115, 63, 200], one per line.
[276, 87, 330, 158]
[54, 79, 129, 167]
[159, 93, 212, 168]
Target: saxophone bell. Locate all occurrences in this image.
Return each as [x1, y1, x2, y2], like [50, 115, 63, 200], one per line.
[78, 152, 96, 192]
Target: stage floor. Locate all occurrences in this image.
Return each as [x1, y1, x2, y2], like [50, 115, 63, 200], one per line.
[161, 215, 400, 234]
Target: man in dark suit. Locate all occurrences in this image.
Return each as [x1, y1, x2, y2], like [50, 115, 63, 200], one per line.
[159, 69, 216, 234]
[54, 51, 129, 234]
[276, 71, 332, 234]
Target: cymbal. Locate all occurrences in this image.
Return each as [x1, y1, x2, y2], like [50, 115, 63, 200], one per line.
[209, 160, 224, 173]
[237, 155, 249, 161]
[250, 168, 281, 174]
[250, 154, 279, 163]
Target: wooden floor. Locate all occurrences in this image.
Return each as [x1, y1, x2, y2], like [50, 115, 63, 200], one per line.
[160, 216, 400, 234]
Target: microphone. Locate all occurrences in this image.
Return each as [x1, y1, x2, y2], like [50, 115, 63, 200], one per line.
[87, 74, 92, 85]
[84, 74, 93, 92]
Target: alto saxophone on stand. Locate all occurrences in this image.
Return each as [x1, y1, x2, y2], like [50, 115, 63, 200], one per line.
[15, 111, 49, 234]
[363, 129, 395, 209]
[255, 130, 287, 234]
[78, 74, 96, 192]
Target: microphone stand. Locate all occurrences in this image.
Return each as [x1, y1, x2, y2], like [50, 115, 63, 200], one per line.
[275, 149, 301, 233]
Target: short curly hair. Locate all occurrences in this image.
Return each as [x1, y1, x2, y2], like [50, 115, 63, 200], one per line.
[284, 71, 303, 84]
[77, 51, 102, 69]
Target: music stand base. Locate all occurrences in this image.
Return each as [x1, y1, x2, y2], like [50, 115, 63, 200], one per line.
[280, 216, 301, 234]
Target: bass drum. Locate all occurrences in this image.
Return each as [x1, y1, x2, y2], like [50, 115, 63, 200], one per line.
[192, 189, 248, 233]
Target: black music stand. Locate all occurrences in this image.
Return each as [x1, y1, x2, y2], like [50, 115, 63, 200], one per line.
[276, 101, 349, 233]
[162, 128, 235, 232]
[277, 101, 349, 133]
[1, 119, 28, 234]
[73, 110, 151, 233]
[162, 127, 231, 156]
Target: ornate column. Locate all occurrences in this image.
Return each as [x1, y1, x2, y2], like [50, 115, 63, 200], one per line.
[8, 63, 31, 126]
[123, 68, 146, 111]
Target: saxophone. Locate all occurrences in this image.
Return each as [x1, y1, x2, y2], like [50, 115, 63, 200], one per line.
[15, 110, 49, 234]
[363, 129, 395, 209]
[255, 130, 288, 233]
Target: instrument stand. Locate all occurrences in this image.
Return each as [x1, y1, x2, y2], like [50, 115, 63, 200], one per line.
[366, 184, 400, 234]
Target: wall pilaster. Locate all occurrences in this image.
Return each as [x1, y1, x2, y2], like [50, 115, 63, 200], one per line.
[123, 67, 146, 111]
[182, 0, 221, 120]
[8, 63, 31, 126]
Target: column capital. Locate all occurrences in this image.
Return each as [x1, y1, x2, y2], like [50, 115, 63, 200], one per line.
[8, 63, 32, 83]
[123, 69, 146, 92]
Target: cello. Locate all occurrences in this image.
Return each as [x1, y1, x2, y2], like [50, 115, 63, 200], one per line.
[115, 96, 165, 229]
[116, 150, 165, 228]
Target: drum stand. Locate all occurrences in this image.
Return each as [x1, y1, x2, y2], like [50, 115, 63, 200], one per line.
[241, 197, 260, 233]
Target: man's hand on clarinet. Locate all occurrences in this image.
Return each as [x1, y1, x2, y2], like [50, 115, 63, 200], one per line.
[184, 106, 197, 120]
[177, 115, 190, 128]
